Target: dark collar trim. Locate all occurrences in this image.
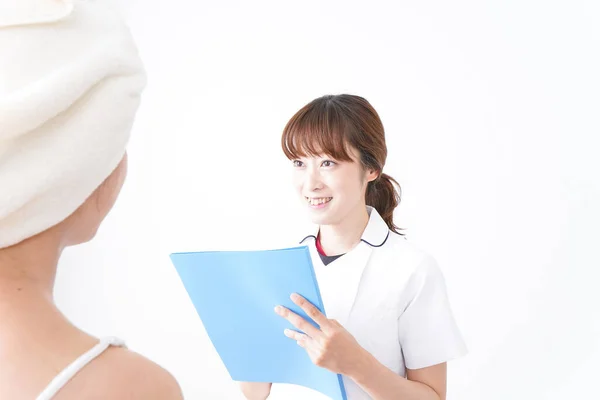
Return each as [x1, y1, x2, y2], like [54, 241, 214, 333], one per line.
[299, 234, 317, 244]
[360, 230, 390, 248]
[300, 231, 390, 248]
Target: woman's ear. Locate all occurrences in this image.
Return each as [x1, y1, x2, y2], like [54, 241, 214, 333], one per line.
[62, 155, 128, 246]
[366, 168, 379, 183]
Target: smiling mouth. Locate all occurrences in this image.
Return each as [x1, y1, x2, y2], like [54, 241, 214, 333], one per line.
[305, 197, 333, 206]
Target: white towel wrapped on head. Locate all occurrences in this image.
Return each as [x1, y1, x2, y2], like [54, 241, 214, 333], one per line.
[0, 0, 146, 249]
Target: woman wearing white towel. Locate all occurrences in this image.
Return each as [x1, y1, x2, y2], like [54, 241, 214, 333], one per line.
[0, 1, 182, 399]
[240, 95, 467, 400]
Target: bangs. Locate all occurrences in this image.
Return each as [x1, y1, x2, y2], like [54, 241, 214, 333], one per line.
[281, 97, 354, 162]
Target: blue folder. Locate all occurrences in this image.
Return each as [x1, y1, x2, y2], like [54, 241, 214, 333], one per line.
[170, 246, 347, 400]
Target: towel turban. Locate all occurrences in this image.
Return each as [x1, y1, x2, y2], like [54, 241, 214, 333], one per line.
[0, 0, 146, 248]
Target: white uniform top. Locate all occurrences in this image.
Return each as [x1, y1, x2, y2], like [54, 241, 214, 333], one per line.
[270, 207, 467, 400]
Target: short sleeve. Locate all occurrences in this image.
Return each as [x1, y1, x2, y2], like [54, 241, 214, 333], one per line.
[397, 255, 467, 370]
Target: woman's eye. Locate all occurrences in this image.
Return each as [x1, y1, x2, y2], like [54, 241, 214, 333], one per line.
[322, 160, 336, 167]
[293, 160, 304, 167]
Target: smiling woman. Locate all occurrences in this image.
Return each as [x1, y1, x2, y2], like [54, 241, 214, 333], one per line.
[282, 94, 402, 235]
[239, 94, 467, 400]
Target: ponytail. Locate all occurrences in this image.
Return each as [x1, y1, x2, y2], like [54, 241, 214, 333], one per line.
[366, 173, 403, 235]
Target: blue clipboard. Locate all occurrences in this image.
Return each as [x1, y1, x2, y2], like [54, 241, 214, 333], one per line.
[170, 246, 347, 400]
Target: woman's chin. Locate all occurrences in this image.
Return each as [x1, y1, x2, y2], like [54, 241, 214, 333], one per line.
[306, 209, 335, 226]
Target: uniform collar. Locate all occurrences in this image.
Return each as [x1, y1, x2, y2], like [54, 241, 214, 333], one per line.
[299, 206, 390, 248]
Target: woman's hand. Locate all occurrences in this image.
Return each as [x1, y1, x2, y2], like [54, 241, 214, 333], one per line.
[238, 382, 272, 400]
[274, 293, 368, 377]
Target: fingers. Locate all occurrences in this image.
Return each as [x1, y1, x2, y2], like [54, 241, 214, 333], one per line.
[275, 305, 322, 339]
[284, 329, 318, 356]
[284, 329, 312, 351]
[290, 293, 329, 328]
[284, 328, 309, 348]
[284, 329, 327, 370]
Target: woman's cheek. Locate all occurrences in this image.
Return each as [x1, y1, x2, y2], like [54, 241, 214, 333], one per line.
[292, 172, 305, 194]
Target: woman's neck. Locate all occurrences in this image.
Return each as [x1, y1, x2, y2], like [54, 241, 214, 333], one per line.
[0, 232, 92, 361]
[0, 232, 63, 304]
[318, 205, 370, 256]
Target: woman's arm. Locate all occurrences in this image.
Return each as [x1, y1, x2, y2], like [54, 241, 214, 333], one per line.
[275, 293, 447, 400]
[349, 349, 446, 400]
[238, 382, 272, 400]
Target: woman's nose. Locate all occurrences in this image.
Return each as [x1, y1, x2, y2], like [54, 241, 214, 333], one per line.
[304, 168, 324, 191]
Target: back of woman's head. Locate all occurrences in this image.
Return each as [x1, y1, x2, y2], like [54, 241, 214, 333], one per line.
[0, 0, 146, 249]
[281, 94, 403, 234]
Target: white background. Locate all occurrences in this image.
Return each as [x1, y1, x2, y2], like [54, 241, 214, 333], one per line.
[55, 1, 600, 399]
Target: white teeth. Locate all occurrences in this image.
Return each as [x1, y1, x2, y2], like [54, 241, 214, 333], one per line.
[306, 197, 332, 206]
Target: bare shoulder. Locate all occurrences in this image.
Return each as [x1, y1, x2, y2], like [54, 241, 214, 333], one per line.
[110, 347, 183, 399]
[59, 346, 183, 399]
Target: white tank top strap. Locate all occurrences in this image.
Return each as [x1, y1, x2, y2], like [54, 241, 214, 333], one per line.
[35, 336, 125, 400]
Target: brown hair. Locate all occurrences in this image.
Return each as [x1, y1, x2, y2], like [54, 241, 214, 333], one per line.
[281, 94, 403, 234]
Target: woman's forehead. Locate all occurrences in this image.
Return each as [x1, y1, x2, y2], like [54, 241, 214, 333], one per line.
[297, 146, 361, 161]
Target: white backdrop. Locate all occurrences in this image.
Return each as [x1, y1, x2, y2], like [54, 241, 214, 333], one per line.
[55, 1, 600, 399]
